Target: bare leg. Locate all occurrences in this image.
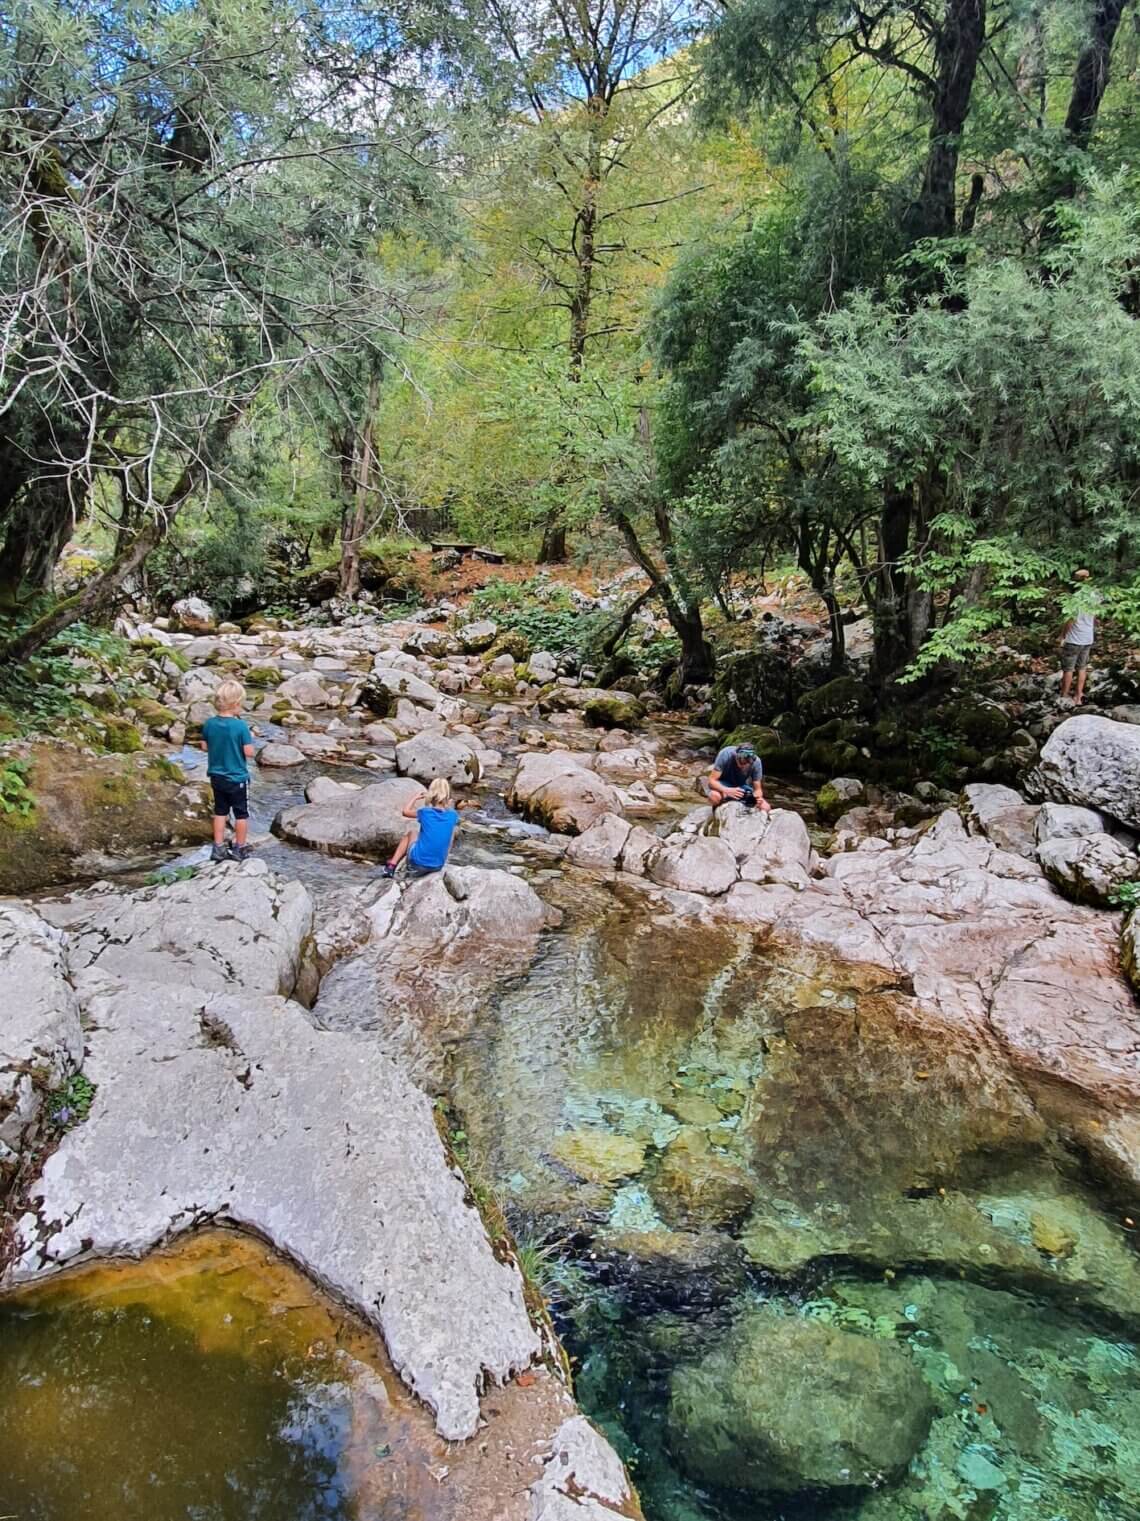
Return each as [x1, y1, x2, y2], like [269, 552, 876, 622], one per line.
[234, 817, 249, 846]
[1060, 670, 1073, 699]
[1075, 666, 1088, 705]
[213, 815, 227, 846]
[388, 830, 414, 867]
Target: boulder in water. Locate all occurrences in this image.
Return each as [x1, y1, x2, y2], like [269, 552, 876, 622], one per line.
[457, 619, 498, 653]
[508, 752, 626, 835]
[256, 741, 305, 768]
[395, 732, 482, 785]
[706, 803, 812, 888]
[668, 1310, 936, 1495]
[273, 777, 423, 858]
[275, 671, 335, 708]
[652, 1128, 755, 1230]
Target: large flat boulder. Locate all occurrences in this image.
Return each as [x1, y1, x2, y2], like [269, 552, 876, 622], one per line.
[647, 834, 738, 896]
[368, 664, 443, 708]
[5, 976, 539, 1442]
[1033, 715, 1140, 829]
[39, 861, 314, 1001]
[273, 777, 423, 858]
[0, 907, 84, 1185]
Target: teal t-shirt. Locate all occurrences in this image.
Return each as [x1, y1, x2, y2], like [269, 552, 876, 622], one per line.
[202, 715, 252, 782]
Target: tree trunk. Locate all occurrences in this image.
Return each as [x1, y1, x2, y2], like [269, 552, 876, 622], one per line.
[611, 504, 714, 685]
[873, 486, 916, 677]
[1064, 0, 1129, 149]
[339, 376, 380, 599]
[911, 0, 986, 241]
[0, 474, 81, 601]
[539, 107, 603, 566]
[0, 412, 243, 664]
[538, 512, 568, 564]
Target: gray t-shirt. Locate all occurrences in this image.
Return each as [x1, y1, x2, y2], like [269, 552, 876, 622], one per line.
[1066, 611, 1096, 646]
[713, 747, 764, 789]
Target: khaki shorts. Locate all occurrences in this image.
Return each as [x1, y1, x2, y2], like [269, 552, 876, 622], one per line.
[1060, 642, 1091, 672]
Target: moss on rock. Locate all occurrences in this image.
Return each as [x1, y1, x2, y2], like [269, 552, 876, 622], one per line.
[797, 675, 873, 728]
[583, 694, 644, 729]
[486, 630, 532, 663]
[0, 743, 211, 894]
[100, 716, 144, 754]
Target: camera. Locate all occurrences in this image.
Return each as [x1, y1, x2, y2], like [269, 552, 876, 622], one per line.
[740, 784, 757, 809]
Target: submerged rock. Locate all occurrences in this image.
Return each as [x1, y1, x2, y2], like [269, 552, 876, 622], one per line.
[669, 1310, 935, 1494]
[551, 1131, 647, 1186]
[256, 741, 305, 767]
[652, 1128, 754, 1230]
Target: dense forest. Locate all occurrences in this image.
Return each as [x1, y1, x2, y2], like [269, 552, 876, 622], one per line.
[2, 0, 1138, 683]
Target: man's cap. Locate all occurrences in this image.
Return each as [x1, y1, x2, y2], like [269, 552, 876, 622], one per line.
[735, 743, 756, 758]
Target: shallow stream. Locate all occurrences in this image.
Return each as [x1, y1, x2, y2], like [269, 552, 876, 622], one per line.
[4, 660, 1139, 1520]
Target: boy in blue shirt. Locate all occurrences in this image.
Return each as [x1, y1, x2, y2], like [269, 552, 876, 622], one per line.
[201, 679, 255, 862]
[382, 778, 463, 879]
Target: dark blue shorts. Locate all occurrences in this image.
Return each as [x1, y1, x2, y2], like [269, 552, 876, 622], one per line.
[210, 775, 249, 821]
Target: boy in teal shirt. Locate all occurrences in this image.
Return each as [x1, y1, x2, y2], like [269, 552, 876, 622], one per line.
[202, 679, 255, 862]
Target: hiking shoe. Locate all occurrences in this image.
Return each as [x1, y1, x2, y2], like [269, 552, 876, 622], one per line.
[380, 862, 397, 879]
[229, 844, 254, 862]
[209, 844, 229, 863]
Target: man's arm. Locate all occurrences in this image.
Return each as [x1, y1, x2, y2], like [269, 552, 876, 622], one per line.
[1061, 619, 1075, 641]
[752, 765, 772, 812]
[710, 767, 744, 800]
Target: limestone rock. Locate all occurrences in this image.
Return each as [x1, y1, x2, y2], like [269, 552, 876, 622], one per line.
[582, 693, 644, 729]
[960, 782, 1040, 859]
[170, 596, 216, 634]
[292, 730, 343, 759]
[7, 979, 538, 1443]
[620, 824, 661, 876]
[395, 732, 482, 785]
[1123, 910, 1140, 994]
[256, 742, 305, 768]
[0, 907, 83, 1182]
[1037, 831, 1139, 906]
[565, 813, 631, 871]
[41, 863, 314, 1001]
[275, 671, 335, 708]
[367, 665, 443, 709]
[594, 746, 656, 785]
[305, 776, 349, 804]
[707, 803, 812, 888]
[531, 1416, 636, 1521]
[177, 665, 221, 704]
[817, 776, 866, 823]
[273, 777, 423, 858]
[1034, 800, 1110, 844]
[1033, 715, 1140, 829]
[646, 834, 738, 896]
[508, 752, 626, 835]
[668, 1311, 935, 1494]
[458, 619, 498, 653]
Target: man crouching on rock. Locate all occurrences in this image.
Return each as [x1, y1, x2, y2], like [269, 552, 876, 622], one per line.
[701, 742, 771, 812]
[381, 778, 466, 880]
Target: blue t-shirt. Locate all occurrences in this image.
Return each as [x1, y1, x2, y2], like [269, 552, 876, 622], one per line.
[409, 806, 460, 870]
[713, 746, 763, 790]
[202, 715, 253, 782]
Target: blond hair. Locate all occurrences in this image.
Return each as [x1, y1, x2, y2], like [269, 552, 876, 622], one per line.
[426, 778, 451, 807]
[215, 679, 246, 714]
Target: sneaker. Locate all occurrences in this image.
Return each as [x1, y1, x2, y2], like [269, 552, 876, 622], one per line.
[210, 844, 229, 863]
[229, 844, 254, 862]
[380, 862, 397, 879]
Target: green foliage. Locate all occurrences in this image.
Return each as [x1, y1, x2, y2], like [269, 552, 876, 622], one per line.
[0, 758, 35, 817]
[467, 579, 608, 660]
[1109, 881, 1140, 914]
[145, 865, 200, 887]
[45, 1071, 97, 1130]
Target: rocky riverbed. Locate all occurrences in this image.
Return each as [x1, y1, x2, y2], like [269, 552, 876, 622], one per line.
[3, 609, 1139, 1520]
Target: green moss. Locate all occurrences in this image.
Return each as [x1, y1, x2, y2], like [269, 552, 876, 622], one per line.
[244, 665, 280, 687]
[101, 716, 144, 754]
[134, 698, 178, 730]
[486, 630, 533, 663]
[583, 694, 644, 728]
[797, 676, 873, 728]
[482, 672, 519, 697]
[164, 648, 191, 673]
